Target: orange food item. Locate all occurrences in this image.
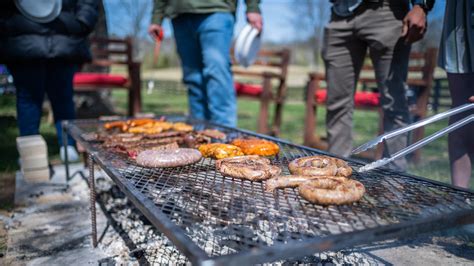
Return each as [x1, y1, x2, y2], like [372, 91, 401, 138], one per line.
[129, 118, 157, 127]
[172, 122, 193, 132]
[104, 119, 190, 135]
[104, 121, 127, 130]
[152, 121, 173, 131]
[198, 143, 244, 159]
[231, 138, 280, 156]
[128, 126, 163, 134]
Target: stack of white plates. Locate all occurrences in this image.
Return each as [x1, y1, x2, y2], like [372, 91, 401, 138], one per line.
[234, 24, 262, 68]
[16, 135, 50, 182]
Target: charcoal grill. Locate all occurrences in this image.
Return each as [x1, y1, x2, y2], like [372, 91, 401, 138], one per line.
[63, 117, 474, 265]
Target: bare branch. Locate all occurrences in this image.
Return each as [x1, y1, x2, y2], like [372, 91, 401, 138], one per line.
[289, 0, 330, 66]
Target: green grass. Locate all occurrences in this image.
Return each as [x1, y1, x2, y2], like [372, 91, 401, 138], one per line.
[111, 88, 463, 188]
[0, 95, 60, 174]
[0, 84, 470, 189]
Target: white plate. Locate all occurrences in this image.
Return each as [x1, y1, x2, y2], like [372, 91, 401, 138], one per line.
[234, 24, 253, 66]
[240, 27, 261, 67]
[15, 0, 62, 23]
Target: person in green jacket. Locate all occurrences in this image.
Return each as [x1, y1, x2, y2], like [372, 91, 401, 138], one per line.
[148, 0, 262, 127]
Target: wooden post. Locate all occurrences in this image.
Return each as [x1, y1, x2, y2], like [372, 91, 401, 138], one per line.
[412, 48, 438, 164]
[304, 73, 320, 147]
[257, 73, 272, 134]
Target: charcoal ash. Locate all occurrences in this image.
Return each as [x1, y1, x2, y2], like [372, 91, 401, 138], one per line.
[95, 173, 378, 265]
[95, 175, 188, 265]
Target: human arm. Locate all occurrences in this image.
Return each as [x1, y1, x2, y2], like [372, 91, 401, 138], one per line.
[149, 0, 167, 40]
[401, 0, 435, 44]
[76, 0, 99, 34]
[245, 0, 262, 32]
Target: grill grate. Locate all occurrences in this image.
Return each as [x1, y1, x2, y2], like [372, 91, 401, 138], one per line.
[65, 118, 474, 265]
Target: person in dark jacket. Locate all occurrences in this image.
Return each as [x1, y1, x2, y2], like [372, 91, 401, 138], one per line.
[0, 0, 99, 161]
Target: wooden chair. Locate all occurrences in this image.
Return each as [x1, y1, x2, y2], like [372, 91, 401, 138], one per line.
[232, 48, 291, 135]
[73, 37, 142, 116]
[431, 78, 451, 113]
[304, 48, 438, 163]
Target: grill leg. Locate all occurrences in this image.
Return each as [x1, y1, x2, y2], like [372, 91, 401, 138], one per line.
[88, 154, 98, 248]
[62, 121, 70, 182]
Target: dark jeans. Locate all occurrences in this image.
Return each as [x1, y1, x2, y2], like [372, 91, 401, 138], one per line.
[8, 61, 76, 146]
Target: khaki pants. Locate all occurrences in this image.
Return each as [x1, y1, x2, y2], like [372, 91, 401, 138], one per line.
[322, 2, 411, 171]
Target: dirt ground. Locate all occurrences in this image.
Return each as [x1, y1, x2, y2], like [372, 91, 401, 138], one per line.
[0, 172, 14, 265]
[0, 173, 15, 211]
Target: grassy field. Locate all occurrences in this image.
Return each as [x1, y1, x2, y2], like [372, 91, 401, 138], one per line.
[0, 83, 470, 189]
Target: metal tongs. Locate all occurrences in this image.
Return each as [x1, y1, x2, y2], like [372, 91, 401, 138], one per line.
[353, 103, 474, 172]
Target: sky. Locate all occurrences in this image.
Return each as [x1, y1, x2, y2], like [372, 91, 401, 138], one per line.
[104, 0, 446, 44]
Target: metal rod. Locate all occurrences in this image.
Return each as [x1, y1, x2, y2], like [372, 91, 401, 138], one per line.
[62, 121, 70, 182]
[359, 114, 474, 172]
[352, 103, 474, 154]
[88, 154, 98, 248]
[384, 103, 473, 140]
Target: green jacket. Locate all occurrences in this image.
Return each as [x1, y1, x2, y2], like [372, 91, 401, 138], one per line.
[152, 0, 261, 25]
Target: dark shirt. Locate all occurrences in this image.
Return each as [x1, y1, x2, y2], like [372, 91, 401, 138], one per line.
[330, 0, 435, 17]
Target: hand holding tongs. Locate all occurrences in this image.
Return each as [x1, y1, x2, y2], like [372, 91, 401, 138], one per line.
[353, 103, 474, 172]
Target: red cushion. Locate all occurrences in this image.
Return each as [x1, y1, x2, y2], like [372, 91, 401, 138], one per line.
[315, 90, 380, 107]
[234, 82, 263, 97]
[73, 73, 128, 86]
[354, 91, 380, 107]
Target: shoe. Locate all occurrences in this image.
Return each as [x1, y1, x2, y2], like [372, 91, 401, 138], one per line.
[60, 145, 79, 162]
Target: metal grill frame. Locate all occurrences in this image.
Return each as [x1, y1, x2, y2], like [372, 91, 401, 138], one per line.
[63, 118, 474, 266]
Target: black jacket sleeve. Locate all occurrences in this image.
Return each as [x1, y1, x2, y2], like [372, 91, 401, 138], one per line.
[76, 0, 99, 33]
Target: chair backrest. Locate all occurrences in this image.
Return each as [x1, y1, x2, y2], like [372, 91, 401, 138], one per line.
[431, 78, 451, 112]
[231, 48, 291, 135]
[359, 48, 438, 92]
[312, 48, 438, 93]
[231, 48, 291, 85]
[88, 37, 134, 68]
[75, 37, 142, 116]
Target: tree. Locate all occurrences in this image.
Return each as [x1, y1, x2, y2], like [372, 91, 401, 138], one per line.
[116, 0, 153, 60]
[290, 0, 330, 68]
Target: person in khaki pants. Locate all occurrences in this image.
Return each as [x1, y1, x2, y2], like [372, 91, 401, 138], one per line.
[323, 0, 434, 171]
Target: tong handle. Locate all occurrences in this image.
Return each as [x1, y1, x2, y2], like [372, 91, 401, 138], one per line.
[384, 103, 473, 141]
[352, 103, 474, 155]
[359, 114, 474, 172]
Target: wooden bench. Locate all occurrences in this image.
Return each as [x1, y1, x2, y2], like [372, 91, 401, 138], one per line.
[232, 48, 291, 135]
[73, 37, 142, 116]
[304, 48, 438, 163]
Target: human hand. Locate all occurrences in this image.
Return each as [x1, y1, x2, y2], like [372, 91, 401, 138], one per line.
[246, 12, 263, 32]
[148, 24, 164, 41]
[401, 5, 427, 44]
